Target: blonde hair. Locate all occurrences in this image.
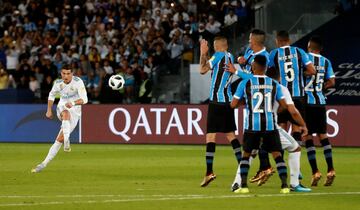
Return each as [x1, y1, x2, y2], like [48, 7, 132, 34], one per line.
[213, 36, 228, 51]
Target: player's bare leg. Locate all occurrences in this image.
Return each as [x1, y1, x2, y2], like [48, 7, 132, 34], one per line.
[61, 110, 72, 152]
[319, 133, 335, 186]
[200, 133, 217, 187]
[31, 131, 64, 173]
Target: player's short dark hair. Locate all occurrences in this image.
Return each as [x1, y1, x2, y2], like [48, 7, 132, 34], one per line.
[251, 29, 265, 36]
[61, 64, 72, 72]
[276, 30, 289, 41]
[251, 29, 266, 44]
[309, 36, 323, 51]
[254, 55, 267, 67]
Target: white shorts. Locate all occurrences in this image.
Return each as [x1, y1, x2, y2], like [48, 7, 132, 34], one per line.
[56, 105, 80, 133]
[278, 128, 299, 152]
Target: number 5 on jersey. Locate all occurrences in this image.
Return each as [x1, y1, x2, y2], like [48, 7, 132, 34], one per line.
[284, 61, 295, 82]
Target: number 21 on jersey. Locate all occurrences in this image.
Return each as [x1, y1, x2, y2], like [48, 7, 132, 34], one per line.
[253, 92, 272, 113]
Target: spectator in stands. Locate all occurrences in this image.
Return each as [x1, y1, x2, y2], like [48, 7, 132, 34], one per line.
[16, 57, 32, 85]
[103, 59, 114, 75]
[206, 15, 222, 35]
[173, 5, 190, 22]
[124, 65, 135, 104]
[0, 41, 6, 67]
[29, 75, 40, 98]
[85, 70, 100, 101]
[138, 72, 153, 104]
[167, 31, 184, 74]
[169, 22, 184, 39]
[44, 14, 59, 32]
[42, 55, 58, 80]
[224, 9, 238, 26]
[23, 16, 37, 32]
[0, 67, 9, 90]
[17, 75, 29, 89]
[0, 0, 256, 104]
[5, 43, 19, 75]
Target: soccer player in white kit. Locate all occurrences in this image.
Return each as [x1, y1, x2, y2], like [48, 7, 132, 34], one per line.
[31, 65, 88, 173]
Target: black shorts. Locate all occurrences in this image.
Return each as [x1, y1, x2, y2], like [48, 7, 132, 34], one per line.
[305, 105, 327, 134]
[207, 102, 236, 133]
[242, 130, 282, 153]
[278, 97, 305, 124]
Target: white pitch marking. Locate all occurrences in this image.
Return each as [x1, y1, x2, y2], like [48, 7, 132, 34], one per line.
[0, 194, 203, 199]
[0, 192, 359, 207]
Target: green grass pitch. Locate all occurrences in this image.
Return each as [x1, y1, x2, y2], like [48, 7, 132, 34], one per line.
[0, 143, 359, 210]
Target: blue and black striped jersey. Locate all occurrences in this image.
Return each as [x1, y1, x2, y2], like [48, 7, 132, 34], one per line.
[208, 51, 235, 103]
[269, 46, 311, 97]
[304, 53, 335, 105]
[234, 75, 284, 132]
[240, 47, 270, 74]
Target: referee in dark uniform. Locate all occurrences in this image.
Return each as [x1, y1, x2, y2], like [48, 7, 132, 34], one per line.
[199, 37, 242, 187]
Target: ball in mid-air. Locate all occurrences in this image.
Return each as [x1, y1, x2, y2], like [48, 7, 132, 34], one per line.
[108, 74, 125, 90]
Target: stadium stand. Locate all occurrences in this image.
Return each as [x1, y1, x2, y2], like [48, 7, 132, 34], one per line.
[0, 0, 259, 104]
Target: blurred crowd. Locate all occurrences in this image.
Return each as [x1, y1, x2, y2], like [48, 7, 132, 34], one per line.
[0, 0, 257, 103]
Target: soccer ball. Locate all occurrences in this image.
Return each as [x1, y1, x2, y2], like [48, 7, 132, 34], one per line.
[108, 75, 125, 90]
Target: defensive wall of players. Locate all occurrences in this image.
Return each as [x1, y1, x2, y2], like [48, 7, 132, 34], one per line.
[0, 104, 358, 146]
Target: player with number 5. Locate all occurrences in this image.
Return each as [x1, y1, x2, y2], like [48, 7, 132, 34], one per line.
[268, 31, 316, 145]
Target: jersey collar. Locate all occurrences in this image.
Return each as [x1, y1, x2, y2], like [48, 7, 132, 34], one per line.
[280, 45, 290, 48]
[309, 52, 321, 57]
[252, 47, 266, 55]
[253, 75, 267, 78]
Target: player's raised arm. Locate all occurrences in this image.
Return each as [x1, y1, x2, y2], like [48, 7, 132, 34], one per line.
[46, 81, 59, 119]
[199, 39, 211, 74]
[225, 63, 252, 79]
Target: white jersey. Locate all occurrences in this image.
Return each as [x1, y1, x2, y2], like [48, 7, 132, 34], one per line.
[48, 76, 88, 117]
[273, 85, 294, 128]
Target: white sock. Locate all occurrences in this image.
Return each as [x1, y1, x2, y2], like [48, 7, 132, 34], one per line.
[288, 151, 301, 187]
[42, 141, 62, 166]
[233, 157, 254, 185]
[233, 164, 241, 185]
[62, 120, 71, 143]
[249, 156, 254, 165]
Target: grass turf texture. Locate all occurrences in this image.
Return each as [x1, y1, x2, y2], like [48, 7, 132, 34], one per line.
[0, 143, 359, 210]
